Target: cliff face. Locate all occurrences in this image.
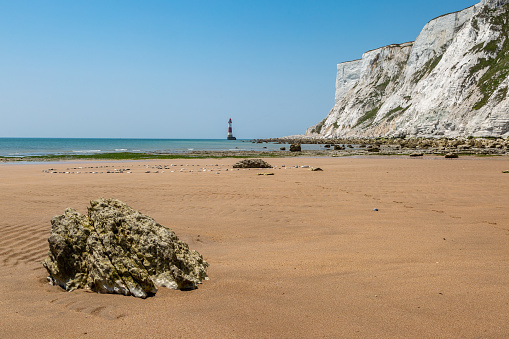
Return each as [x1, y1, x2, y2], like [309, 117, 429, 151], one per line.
[307, 0, 509, 138]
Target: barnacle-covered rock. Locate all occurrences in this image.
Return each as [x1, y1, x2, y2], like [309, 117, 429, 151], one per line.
[43, 198, 208, 298]
[232, 159, 273, 168]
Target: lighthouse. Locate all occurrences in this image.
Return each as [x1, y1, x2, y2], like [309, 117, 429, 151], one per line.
[227, 118, 236, 140]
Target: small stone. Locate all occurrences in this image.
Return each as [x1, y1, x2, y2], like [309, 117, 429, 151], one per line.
[373, 208, 379, 211]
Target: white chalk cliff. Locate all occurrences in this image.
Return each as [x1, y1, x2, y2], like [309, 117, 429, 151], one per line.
[307, 0, 509, 138]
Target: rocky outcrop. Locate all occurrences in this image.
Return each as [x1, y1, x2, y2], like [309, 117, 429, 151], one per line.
[289, 144, 302, 152]
[233, 159, 273, 168]
[43, 198, 209, 298]
[307, 0, 509, 138]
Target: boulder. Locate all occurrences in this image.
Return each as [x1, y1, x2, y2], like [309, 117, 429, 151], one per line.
[289, 144, 301, 152]
[233, 159, 273, 168]
[43, 198, 209, 298]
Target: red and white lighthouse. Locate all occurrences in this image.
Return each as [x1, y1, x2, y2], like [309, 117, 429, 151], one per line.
[227, 118, 236, 140]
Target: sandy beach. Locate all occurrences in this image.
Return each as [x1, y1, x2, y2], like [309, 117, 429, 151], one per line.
[1, 156, 508, 338]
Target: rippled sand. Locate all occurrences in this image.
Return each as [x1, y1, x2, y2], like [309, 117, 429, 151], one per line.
[1, 156, 508, 338]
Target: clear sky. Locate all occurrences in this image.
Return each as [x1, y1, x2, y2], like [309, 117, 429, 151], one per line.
[1, 0, 479, 139]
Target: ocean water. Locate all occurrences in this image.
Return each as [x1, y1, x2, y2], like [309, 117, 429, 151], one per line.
[0, 138, 322, 157]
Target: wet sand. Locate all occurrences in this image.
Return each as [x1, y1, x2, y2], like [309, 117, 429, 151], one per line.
[1, 156, 508, 338]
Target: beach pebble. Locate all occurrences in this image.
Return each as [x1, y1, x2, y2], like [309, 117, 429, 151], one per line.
[373, 208, 379, 211]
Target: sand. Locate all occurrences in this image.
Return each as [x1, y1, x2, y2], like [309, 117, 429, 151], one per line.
[0, 156, 508, 338]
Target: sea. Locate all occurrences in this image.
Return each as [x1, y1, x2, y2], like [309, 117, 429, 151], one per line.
[0, 138, 323, 158]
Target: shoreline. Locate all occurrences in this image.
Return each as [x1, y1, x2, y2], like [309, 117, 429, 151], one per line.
[1, 137, 508, 162]
[1, 151, 507, 163]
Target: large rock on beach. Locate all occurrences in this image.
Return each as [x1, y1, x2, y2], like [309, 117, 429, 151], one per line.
[43, 198, 209, 298]
[289, 144, 301, 152]
[233, 159, 273, 168]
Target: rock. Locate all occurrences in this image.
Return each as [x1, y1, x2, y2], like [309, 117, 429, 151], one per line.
[43, 198, 209, 298]
[232, 159, 273, 168]
[280, 147, 286, 150]
[409, 153, 424, 157]
[373, 208, 379, 211]
[289, 144, 302, 152]
[257, 173, 275, 176]
[502, 170, 509, 173]
[310, 167, 323, 171]
[445, 153, 459, 158]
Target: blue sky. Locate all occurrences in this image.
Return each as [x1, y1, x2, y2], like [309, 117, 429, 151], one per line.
[0, 0, 478, 139]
